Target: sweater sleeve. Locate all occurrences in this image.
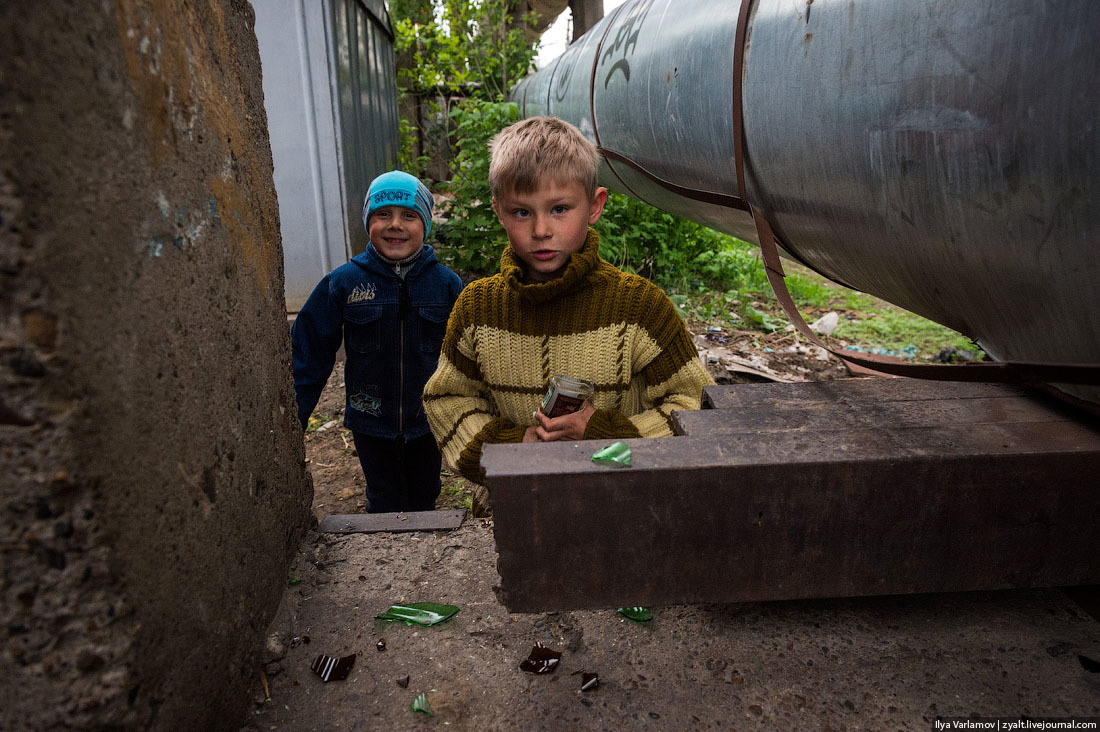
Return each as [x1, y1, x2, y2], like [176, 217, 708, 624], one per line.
[423, 290, 525, 483]
[623, 284, 714, 438]
[291, 274, 344, 429]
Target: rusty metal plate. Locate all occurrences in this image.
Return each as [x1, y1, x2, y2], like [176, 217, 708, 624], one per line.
[318, 510, 465, 534]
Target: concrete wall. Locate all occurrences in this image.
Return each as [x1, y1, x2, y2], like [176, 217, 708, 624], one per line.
[0, 2, 313, 729]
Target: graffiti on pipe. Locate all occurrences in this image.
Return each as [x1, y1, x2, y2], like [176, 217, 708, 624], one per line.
[600, 0, 655, 88]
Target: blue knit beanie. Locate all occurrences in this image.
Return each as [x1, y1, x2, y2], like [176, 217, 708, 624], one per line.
[363, 170, 434, 237]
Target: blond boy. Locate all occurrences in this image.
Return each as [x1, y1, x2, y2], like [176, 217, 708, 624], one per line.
[422, 116, 713, 482]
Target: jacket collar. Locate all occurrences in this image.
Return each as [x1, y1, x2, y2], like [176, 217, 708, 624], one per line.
[500, 228, 601, 304]
[353, 244, 436, 278]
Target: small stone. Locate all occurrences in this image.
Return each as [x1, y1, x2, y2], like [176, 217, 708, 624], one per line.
[75, 650, 105, 673]
[264, 633, 286, 661]
[21, 311, 59, 352]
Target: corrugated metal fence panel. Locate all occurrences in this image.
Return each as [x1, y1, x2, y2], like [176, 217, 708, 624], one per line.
[254, 0, 350, 313]
[330, 0, 399, 257]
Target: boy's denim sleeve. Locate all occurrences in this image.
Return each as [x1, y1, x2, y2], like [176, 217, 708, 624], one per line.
[291, 274, 343, 429]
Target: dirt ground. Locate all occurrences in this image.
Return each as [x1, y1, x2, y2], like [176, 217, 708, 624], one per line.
[249, 329, 1100, 730]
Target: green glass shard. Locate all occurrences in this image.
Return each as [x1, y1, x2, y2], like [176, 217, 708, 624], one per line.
[376, 602, 460, 626]
[411, 692, 433, 716]
[591, 441, 632, 467]
[617, 606, 653, 622]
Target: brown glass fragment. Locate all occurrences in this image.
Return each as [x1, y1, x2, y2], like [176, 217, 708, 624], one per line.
[397, 674, 410, 688]
[376, 639, 386, 651]
[519, 642, 561, 674]
[310, 653, 355, 682]
[574, 671, 599, 691]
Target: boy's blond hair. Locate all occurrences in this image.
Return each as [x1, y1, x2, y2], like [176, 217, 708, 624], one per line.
[489, 116, 601, 199]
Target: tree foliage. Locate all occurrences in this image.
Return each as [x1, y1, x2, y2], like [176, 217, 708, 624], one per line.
[391, 0, 540, 178]
[434, 99, 518, 273]
[393, 0, 539, 102]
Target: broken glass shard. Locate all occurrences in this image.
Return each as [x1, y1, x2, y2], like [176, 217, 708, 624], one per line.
[618, 606, 653, 622]
[520, 642, 561, 674]
[591, 441, 632, 468]
[310, 653, 355, 682]
[376, 602, 459, 626]
[411, 693, 432, 716]
[573, 671, 599, 691]
[376, 639, 386, 651]
[397, 674, 410, 688]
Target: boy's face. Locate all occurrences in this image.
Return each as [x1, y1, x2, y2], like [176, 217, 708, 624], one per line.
[493, 180, 607, 283]
[368, 205, 425, 261]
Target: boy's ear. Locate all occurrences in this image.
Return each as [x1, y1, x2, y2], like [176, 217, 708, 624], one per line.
[491, 196, 504, 224]
[587, 187, 608, 225]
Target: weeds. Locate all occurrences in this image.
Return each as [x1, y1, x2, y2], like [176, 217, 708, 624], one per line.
[439, 472, 473, 513]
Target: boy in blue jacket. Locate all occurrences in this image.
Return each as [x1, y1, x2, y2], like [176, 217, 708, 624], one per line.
[292, 171, 463, 513]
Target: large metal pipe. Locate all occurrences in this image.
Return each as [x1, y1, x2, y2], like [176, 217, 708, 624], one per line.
[511, 0, 1100, 407]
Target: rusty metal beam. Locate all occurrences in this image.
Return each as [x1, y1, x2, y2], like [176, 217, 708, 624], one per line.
[701, 379, 1034, 409]
[678, 385, 1081, 435]
[482, 381, 1100, 613]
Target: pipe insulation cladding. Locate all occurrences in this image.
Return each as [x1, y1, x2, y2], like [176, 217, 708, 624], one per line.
[511, 0, 1100, 408]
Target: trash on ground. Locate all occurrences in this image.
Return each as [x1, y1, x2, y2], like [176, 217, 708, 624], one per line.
[1080, 655, 1100, 673]
[411, 693, 432, 716]
[573, 671, 599, 691]
[810, 311, 839, 336]
[310, 653, 355, 682]
[933, 346, 978, 363]
[618, 606, 653, 622]
[376, 639, 386, 651]
[842, 344, 918, 359]
[591, 441, 632, 468]
[397, 674, 410, 688]
[376, 602, 460, 626]
[520, 642, 562, 674]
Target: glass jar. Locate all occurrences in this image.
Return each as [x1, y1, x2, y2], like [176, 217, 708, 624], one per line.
[539, 374, 595, 418]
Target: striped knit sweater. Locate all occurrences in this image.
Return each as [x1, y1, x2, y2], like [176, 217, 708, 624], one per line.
[422, 228, 714, 483]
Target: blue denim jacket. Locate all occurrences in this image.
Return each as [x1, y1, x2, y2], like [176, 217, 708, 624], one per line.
[291, 244, 463, 439]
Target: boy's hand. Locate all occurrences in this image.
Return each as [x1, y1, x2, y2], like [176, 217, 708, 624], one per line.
[532, 402, 595, 442]
[522, 426, 540, 443]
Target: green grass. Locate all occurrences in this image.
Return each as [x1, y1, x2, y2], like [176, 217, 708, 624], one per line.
[439, 474, 473, 513]
[668, 239, 984, 362]
[829, 299, 982, 360]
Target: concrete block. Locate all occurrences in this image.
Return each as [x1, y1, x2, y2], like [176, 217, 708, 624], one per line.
[1, 2, 312, 729]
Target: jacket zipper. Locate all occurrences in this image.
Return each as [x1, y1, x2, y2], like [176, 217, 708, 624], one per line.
[397, 279, 408, 437]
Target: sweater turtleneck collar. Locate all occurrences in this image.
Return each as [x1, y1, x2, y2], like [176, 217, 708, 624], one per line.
[500, 228, 602, 304]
